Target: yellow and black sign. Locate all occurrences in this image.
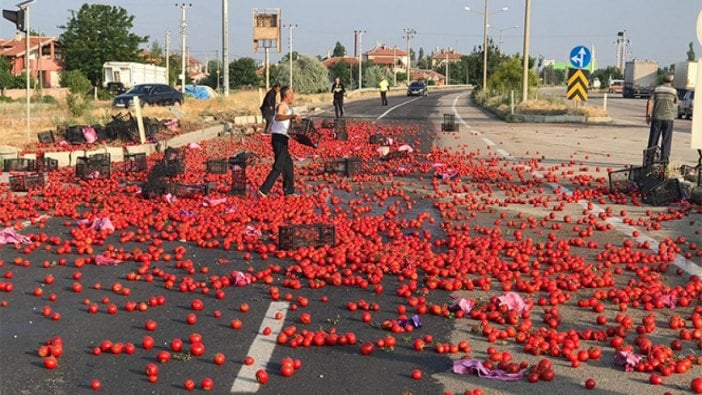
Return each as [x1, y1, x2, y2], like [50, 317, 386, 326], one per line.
[567, 68, 589, 101]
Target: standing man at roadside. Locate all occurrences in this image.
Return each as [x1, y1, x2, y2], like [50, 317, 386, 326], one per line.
[331, 77, 346, 118]
[258, 86, 301, 197]
[260, 82, 281, 133]
[645, 74, 678, 164]
[379, 76, 389, 106]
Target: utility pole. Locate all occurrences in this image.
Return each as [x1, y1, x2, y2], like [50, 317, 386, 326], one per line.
[393, 46, 397, 86]
[482, 0, 488, 90]
[615, 31, 629, 74]
[264, 41, 271, 90]
[20, 0, 35, 143]
[215, 49, 220, 92]
[283, 24, 297, 88]
[176, 3, 191, 95]
[403, 28, 416, 85]
[521, 0, 531, 102]
[355, 30, 366, 89]
[222, 0, 229, 96]
[445, 50, 449, 85]
[165, 31, 170, 83]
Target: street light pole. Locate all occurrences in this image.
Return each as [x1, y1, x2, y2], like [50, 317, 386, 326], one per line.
[490, 24, 519, 52]
[284, 24, 297, 88]
[482, 0, 488, 90]
[521, 0, 531, 102]
[465, 4, 508, 91]
[18, 0, 35, 143]
[176, 3, 191, 95]
[403, 28, 416, 85]
[355, 30, 366, 90]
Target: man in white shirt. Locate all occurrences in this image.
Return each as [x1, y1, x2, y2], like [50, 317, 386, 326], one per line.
[258, 86, 301, 197]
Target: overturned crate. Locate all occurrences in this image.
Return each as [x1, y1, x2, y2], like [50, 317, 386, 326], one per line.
[369, 134, 387, 145]
[37, 131, 56, 144]
[206, 158, 228, 174]
[380, 150, 410, 162]
[123, 153, 148, 173]
[644, 178, 682, 206]
[324, 157, 361, 177]
[278, 224, 336, 250]
[167, 182, 213, 199]
[228, 156, 247, 195]
[35, 157, 58, 173]
[608, 163, 666, 193]
[76, 153, 111, 180]
[290, 118, 321, 148]
[3, 158, 36, 172]
[334, 119, 347, 141]
[159, 147, 186, 176]
[10, 173, 44, 192]
[441, 113, 459, 132]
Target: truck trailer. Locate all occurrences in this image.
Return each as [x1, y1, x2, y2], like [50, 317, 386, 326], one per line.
[102, 62, 168, 93]
[673, 60, 697, 97]
[623, 60, 658, 98]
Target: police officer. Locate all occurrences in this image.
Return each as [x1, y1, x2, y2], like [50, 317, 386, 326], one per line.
[331, 77, 346, 118]
[379, 76, 389, 106]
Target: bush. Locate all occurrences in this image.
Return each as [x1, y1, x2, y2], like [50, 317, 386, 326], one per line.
[66, 93, 88, 116]
[275, 55, 329, 94]
[363, 66, 393, 90]
[0, 96, 14, 103]
[61, 70, 92, 95]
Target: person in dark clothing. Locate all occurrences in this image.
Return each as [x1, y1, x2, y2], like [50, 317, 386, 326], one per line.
[645, 74, 678, 163]
[331, 77, 346, 118]
[258, 86, 301, 197]
[260, 83, 281, 133]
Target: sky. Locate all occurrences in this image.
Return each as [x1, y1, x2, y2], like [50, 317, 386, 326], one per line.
[2, 0, 701, 69]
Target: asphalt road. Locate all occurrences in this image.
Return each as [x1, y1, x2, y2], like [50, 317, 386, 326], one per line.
[1, 88, 701, 395]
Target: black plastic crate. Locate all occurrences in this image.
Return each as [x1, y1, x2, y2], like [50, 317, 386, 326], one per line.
[443, 113, 456, 125]
[76, 154, 112, 180]
[35, 157, 58, 173]
[10, 173, 44, 192]
[290, 118, 321, 148]
[230, 163, 247, 195]
[608, 166, 644, 192]
[168, 182, 212, 199]
[206, 158, 228, 174]
[321, 119, 335, 129]
[369, 134, 387, 145]
[37, 131, 55, 144]
[3, 158, 36, 172]
[278, 224, 336, 250]
[441, 122, 459, 132]
[324, 157, 361, 177]
[228, 151, 258, 168]
[160, 147, 186, 175]
[334, 120, 348, 141]
[123, 153, 147, 173]
[644, 178, 682, 206]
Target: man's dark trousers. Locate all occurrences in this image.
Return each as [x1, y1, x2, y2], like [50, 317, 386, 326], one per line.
[647, 119, 674, 163]
[260, 133, 294, 195]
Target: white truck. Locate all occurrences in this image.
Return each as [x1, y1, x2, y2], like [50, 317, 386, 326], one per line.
[623, 60, 658, 98]
[673, 60, 697, 96]
[102, 62, 168, 93]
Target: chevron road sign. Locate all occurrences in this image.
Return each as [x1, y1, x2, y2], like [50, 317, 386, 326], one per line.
[567, 68, 589, 101]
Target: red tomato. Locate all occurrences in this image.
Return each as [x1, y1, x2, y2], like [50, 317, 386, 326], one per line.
[411, 369, 423, 380]
[214, 353, 226, 365]
[692, 378, 702, 394]
[585, 378, 596, 390]
[256, 369, 269, 384]
[201, 377, 214, 391]
[184, 379, 195, 391]
[360, 342, 374, 356]
[90, 379, 102, 391]
[281, 364, 295, 377]
[649, 374, 663, 385]
[44, 356, 58, 369]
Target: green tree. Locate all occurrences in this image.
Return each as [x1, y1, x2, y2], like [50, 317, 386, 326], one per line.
[0, 58, 14, 95]
[540, 65, 566, 86]
[59, 4, 148, 85]
[488, 55, 538, 96]
[201, 60, 222, 89]
[332, 41, 346, 57]
[228, 57, 260, 89]
[149, 41, 164, 63]
[61, 69, 91, 116]
[275, 55, 329, 94]
[363, 65, 392, 89]
[328, 61, 353, 87]
[688, 42, 696, 61]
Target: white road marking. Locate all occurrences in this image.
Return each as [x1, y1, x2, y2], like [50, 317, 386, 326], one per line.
[451, 93, 483, 136]
[231, 301, 290, 393]
[376, 97, 423, 120]
[481, 138, 496, 146]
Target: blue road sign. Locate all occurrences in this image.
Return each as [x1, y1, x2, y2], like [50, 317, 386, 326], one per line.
[569, 46, 592, 69]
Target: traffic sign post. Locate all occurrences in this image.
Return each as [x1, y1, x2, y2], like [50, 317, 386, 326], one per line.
[567, 68, 589, 102]
[569, 45, 592, 70]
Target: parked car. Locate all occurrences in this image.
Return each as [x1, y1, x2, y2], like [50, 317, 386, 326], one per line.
[677, 90, 694, 119]
[407, 81, 428, 97]
[112, 84, 183, 108]
[608, 79, 624, 94]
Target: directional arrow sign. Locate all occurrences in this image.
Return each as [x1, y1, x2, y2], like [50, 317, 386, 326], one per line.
[567, 68, 589, 101]
[569, 45, 592, 70]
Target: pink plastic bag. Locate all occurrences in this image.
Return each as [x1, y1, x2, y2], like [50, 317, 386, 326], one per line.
[82, 127, 97, 144]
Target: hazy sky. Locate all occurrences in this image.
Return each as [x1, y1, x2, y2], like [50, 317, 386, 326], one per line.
[2, 0, 701, 68]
